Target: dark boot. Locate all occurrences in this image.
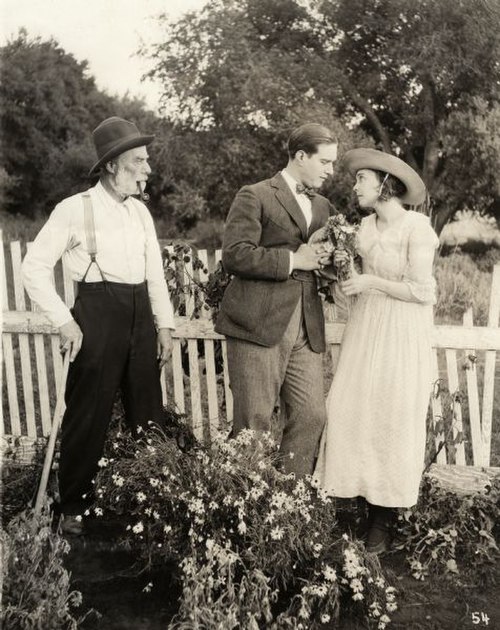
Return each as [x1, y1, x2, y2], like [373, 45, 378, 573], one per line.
[356, 496, 370, 540]
[366, 504, 394, 554]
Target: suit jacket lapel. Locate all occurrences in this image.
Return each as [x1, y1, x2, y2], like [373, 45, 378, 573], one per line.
[308, 195, 325, 238]
[270, 173, 308, 241]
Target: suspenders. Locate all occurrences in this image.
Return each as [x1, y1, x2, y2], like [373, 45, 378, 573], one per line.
[80, 190, 147, 284]
[81, 192, 106, 283]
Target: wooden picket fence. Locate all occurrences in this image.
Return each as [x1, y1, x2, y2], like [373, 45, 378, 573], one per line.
[2, 235, 500, 469]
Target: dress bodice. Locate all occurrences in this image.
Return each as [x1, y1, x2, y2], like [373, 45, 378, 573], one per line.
[356, 210, 439, 303]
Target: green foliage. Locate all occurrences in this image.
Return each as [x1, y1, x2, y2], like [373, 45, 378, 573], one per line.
[1, 30, 106, 216]
[434, 251, 495, 325]
[397, 476, 500, 583]
[1, 505, 94, 629]
[0, 30, 170, 220]
[1, 462, 40, 526]
[93, 426, 398, 628]
[163, 243, 231, 320]
[425, 383, 468, 468]
[437, 98, 500, 225]
[146, 0, 500, 231]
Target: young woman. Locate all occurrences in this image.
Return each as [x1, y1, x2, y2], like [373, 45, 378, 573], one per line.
[314, 148, 439, 553]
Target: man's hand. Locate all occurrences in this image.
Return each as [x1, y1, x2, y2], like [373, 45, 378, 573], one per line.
[59, 319, 83, 362]
[157, 328, 173, 369]
[293, 244, 327, 271]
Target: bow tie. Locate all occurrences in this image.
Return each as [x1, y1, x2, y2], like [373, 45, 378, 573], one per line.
[296, 183, 316, 199]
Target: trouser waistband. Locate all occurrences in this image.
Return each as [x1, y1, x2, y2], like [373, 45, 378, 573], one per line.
[76, 280, 148, 293]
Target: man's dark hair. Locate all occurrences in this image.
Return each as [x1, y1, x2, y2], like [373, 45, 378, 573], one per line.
[373, 170, 407, 201]
[287, 123, 337, 159]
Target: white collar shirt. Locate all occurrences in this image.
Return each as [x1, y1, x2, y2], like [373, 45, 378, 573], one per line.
[22, 181, 175, 329]
[281, 168, 313, 229]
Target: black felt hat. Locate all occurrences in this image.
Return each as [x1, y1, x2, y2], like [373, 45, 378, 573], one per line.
[89, 117, 154, 176]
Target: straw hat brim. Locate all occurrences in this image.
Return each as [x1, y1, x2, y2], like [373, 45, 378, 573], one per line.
[342, 148, 426, 205]
[88, 134, 155, 177]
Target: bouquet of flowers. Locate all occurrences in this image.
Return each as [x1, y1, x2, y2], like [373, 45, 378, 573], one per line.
[309, 213, 359, 281]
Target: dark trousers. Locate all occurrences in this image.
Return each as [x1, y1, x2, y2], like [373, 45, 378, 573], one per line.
[59, 281, 164, 515]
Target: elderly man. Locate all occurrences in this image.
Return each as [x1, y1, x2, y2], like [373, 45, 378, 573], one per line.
[22, 116, 175, 535]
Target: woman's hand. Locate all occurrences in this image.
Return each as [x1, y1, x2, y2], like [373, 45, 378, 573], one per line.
[341, 274, 374, 296]
[333, 248, 350, 267]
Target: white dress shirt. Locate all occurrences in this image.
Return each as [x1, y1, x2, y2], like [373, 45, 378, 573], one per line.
[22, 182, 176, 330]
[281, 169, 313, 274]
[281, 169, 313, 230]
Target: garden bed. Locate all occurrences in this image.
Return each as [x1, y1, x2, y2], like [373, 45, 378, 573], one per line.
[64, 535, 500, 629]
[2, 413, 499, 630]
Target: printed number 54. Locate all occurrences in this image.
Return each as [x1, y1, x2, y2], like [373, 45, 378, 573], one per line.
[471, 611, 489, 626]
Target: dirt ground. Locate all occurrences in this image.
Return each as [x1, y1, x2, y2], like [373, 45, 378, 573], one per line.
[67, 519, 499, 630]
[379, 554, 499, 630]
[67, 520, 179, 630]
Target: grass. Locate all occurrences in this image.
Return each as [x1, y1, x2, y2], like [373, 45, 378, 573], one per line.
[434, 248, 500, 326]
[432, 250, 500, 468]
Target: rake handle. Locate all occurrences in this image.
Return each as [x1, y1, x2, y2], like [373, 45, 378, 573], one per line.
[34, 351, 71, 514]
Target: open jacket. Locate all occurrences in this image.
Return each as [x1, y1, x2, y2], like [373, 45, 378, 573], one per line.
[215, 172, 335, 352]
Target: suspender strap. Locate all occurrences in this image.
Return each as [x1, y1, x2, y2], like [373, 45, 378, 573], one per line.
[81, 192, 106, 283]
[82, 192, 97, 261]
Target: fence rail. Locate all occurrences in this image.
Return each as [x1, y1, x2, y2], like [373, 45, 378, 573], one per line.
[2, 236, 500, 468]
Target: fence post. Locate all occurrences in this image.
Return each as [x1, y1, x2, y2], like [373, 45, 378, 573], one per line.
[481, 264, 500, 466]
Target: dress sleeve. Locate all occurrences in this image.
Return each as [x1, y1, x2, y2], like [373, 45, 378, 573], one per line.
[402, 216, 439, 304]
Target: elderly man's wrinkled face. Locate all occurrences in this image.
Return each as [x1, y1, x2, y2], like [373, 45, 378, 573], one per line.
[107, 146, 151, 199]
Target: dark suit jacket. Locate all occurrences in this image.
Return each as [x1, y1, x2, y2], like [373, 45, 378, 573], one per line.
[215, 172, 335, 352]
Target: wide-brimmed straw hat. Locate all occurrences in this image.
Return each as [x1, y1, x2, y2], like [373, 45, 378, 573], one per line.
[88, 116, 154, 176]
[342, 148, 426, 205]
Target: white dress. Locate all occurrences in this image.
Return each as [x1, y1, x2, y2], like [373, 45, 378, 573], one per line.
[314, 211, 439, 508]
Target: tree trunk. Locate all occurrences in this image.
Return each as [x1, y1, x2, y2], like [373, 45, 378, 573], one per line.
[338, 78, 392, 153]
[421, 77, 440, 189]
[431, 202, 456, 236]
[423, 135, 440, 189]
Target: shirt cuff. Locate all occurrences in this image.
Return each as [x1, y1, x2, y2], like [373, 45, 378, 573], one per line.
[51, 306, 74, 329]
[289, 252, 294, 275]
[154, 309, 176, 330]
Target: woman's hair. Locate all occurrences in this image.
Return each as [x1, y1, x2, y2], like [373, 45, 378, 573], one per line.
[287, 123, 336, 159]
[373, 170, 407, 201]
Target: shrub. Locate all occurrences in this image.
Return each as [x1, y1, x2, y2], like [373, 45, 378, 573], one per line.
[396, 475, 500, 583]
[1, 462, 40, 526]
[470, 246, 500, 273]
[1, 505, 94, 629]
[93, 426, 398, 629]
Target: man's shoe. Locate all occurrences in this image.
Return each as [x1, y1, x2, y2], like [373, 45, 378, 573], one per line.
[61, 514, 84, 536]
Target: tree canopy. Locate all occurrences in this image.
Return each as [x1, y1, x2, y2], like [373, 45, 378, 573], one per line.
[2, 2, 499, 237]
[0, 30, 173, 220]
[146, 0, 500, 232]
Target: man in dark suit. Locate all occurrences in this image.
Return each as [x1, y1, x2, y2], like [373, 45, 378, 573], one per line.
[215, 123, 338, 477]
